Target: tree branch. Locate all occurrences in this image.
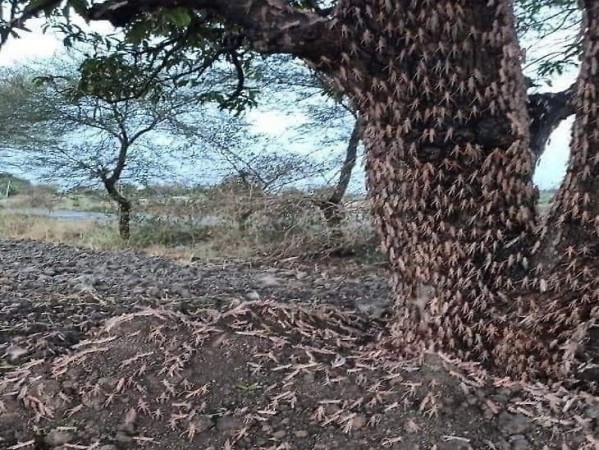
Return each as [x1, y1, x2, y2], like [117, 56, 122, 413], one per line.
[89, 0, 340, 64]
[328, 118, 360, 205]
[527, 85, 576, 164]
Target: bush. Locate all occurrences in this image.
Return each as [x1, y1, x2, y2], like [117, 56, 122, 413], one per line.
[131, 215, 212, 247]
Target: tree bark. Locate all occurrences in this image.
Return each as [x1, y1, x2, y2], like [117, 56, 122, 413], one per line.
[89, 0, 340, 64]
[526, 1, 599, 381]
[103, 178, 132, 240]
[325, 0, 538, 368]
[117, 197, 132, 241]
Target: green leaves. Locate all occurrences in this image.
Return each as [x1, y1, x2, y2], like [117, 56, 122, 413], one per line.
[24, 0, 59, 16]
[515, 0, 582, 82]
[165, 8, 192, 28]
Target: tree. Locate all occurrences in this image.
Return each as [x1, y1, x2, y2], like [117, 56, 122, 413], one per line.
[4, 0, 597, 386]
[0, 65, 188, 238]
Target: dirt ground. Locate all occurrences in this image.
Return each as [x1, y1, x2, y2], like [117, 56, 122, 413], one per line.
[1, 239, 598, 449]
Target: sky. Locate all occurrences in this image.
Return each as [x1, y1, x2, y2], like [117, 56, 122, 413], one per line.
[0, 17, 577, 190]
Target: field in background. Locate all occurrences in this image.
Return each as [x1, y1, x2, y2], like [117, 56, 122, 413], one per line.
[0, 179, 557, 262]
[0, 184, 378, 262]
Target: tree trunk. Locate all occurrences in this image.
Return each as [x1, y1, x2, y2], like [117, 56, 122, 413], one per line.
[520, 1, 599, 381]
[331, 0, 539, 366]
[318, 118, 360, 242]
[103, 179, 132, 240]
[117, 198, 132, 240]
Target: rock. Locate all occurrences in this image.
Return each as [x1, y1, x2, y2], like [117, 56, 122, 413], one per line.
[509, 435, 532, 450]
[352, 415, 368, 430]
[245, 290, 260, 300]
[437, 440, 472, 450]
[5, 345, 28, 361]
[354, 299, 389, 319]
[0, 412, 21, 427]
[115, 431, 132, 443]
[117, 421, 136, 435]
[294, 430, 309, 438]
[272, 430, 287, 439]
[72, 274, 96, 287]
[98, 446, 118, 450]
[216, 416, 242, 433]
[585, 404, 599, 420]
[497, 412, 531, 436]
[256, 273, 281, 287]
[43, 429, 74, 447]
[190, 415, 213, 434]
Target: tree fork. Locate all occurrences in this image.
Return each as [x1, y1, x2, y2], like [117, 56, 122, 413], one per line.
[527, 86, 575, 166]
[511, 0, 599, 383]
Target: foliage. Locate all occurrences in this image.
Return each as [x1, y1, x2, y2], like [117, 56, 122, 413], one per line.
[0, 62, 186, 189]
[1, 0, 258, 113]
[515, 0, 582, 84]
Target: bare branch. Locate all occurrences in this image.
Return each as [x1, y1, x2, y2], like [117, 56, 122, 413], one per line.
[527, 85, 576, 164]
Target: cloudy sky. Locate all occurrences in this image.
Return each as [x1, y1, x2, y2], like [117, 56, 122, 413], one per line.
[0, 18, 577, 190]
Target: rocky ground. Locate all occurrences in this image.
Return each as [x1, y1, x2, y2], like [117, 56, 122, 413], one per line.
[0, 239, 390, 367]
[0, 239, 598, 450]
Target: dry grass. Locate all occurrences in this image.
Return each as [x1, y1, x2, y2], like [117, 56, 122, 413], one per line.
[0, 212, 124, 250]
[0, 195, 380, 263]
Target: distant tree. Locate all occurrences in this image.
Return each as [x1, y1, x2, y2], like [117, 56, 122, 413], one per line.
[0, 172, 31, 197]
[0, 31, 256, 238]
[0, 64, 192, 238]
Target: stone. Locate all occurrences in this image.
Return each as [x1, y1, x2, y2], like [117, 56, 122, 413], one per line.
[115, 431, 132, 443]
[191, 415, 213, 433]
[354, 298, 390, 319]
[437, 440, 472, 450]
[256, 273, 281, 287]
[509, 435, 532, 450]
[99, 446, 118, 450]
[216, 416, 242, 432]
[585, 404, 599, 420]
[5, 345, 28, 361]
[272, 430, 287, 439]
[497, 412, 531, 436]
[352, 415, 368, 430]
[294, 430, 309, 438]
[43, 430, 74, 447]
[245, 290, 260, 300]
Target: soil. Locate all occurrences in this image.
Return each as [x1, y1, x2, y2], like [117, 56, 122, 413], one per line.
[0, 239, 598, 449]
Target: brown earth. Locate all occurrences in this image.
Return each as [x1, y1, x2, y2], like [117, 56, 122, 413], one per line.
[0, 239, 598, 449]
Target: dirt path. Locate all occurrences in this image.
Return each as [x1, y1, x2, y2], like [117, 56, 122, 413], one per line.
[0, 239, 598, 450]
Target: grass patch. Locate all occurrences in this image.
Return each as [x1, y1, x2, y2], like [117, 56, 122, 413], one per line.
[0, 212, 124, 250]
[0, 186, 382, 263]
